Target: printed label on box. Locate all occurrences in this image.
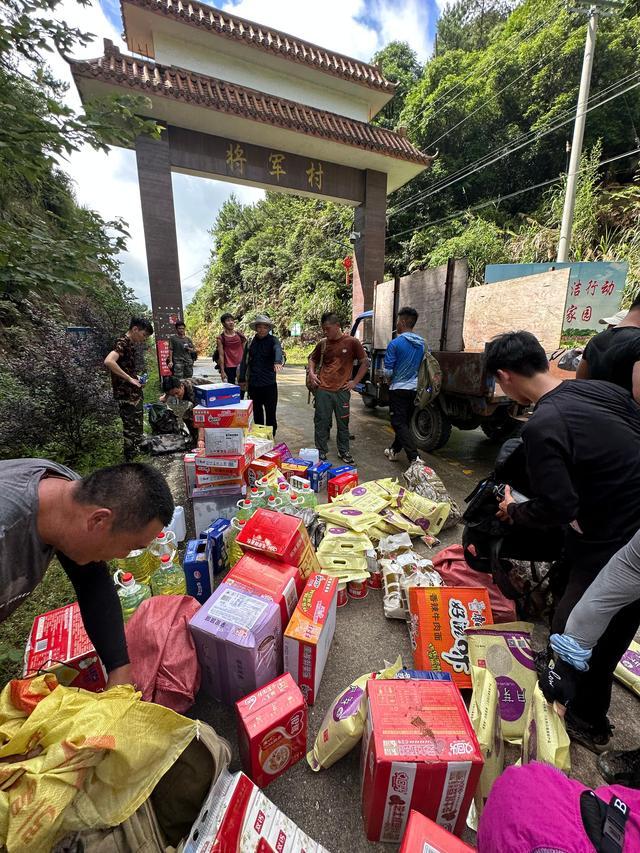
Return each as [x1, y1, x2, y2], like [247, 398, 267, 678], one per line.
[207, 587, 269, 629]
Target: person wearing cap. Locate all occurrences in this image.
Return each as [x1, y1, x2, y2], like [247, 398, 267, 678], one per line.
[239, 315, 284, 434]
[577, 294, 640, 403]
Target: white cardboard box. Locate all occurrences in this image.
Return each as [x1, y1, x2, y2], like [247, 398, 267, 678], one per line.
[204, 427, 248, 455]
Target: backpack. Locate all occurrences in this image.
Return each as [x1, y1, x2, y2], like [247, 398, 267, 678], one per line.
[414, 349, 443, 410]
[147, 402, 181, 435]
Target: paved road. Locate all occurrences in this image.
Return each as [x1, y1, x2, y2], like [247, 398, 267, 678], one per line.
[159, 363, 639, 851]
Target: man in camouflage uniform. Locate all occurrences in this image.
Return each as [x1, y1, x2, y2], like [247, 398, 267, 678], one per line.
[104, 317, 154, 461]
[168, 321, 197, 379]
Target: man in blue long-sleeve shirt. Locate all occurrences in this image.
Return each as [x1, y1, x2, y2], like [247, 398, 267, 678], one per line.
[383, 307, 425, 462]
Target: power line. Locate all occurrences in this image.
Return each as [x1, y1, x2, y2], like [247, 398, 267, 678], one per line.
[386, 145, 640, 243]
[388, 72, 640, 218]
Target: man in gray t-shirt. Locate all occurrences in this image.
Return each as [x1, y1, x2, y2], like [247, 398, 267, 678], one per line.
[0, 459, 174, 688]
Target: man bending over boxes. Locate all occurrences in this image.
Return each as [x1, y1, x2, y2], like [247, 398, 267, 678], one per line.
[0, 459, 174, 689]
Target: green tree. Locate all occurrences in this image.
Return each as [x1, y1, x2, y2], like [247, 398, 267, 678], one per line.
[371, 41, 423, 130]
[436, 0, 514, 54]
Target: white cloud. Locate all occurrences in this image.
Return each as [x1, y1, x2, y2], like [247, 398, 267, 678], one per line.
[48, 0, 434, 309]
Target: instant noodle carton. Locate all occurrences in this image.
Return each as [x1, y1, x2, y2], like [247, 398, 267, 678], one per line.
[408, 587, 493, 689]
[284, 573, 338, 705]
[400, 811, 476, 853]
[189, 584, 282, 705]
[192, 399, 254, 428]
[328, 471, 359, 500]
[236, 673, 307, 788]
[23, 603, 106, 691]
[361, 678, 483, 842]
[236, 508, 320, 578]
[225, 552, 305, 631]
[184, 770, 329, 853]
[246, 457, 278, 488]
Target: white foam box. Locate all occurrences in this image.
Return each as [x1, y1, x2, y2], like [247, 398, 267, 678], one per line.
[204, 427, 249, 456]
[184, 770, 328, 853]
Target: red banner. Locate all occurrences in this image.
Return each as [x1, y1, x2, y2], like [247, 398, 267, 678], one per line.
[156, 339, 172, 377]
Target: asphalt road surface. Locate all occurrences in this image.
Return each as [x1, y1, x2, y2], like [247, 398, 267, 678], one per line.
[155, 363, 640, 852]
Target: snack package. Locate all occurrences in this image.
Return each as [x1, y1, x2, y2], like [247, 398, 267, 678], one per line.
[615, 639, 640, 696]
[468, 665, 504, 828]
[316, 552, 369, 574]
[467, 621, 537, 743]
[381, 559, 444, 621]
[319, 526, 374, 551]
[402, 460, 462, 529]
[377, 531, 413, 556]
[332, 485, 390, 514]
[317, 538, 372, 557]
[249, 424, 274, 440]
[316, 504, 381, 533]
[396, 491, 451, 535]
[522, 683, 571, 772]
[360, 478, 403, 508]
[306, 657, 402, 771]
[379, 508, 423, 537]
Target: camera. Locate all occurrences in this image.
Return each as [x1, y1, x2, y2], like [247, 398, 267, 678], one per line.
[349, 231, 361, 244]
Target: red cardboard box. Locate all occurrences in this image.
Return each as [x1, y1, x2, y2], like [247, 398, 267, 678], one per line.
[261, 449, 285, 467]
[283, 573, 338, 705]
[225, 553, 305, 631]
[23, 603, 106, 691]
[361, 679, 483, 843]
[247, 457, 278, 488]
[328, 471, 359, 500]
[192, 399, 254, 428]
[400, 810, 476, 852]
[195, 445, 254, 476]
[236, 673, 307, 788]
[236, 508, 320, 578]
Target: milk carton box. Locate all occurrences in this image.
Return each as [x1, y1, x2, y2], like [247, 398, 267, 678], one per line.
[308, 461, 331, 493]
[202, 517, 232, 578]
[192, 399, 254, 428]
[23, 603, 106, 691]
[246, 457, 278, 488]
[236, 673, 307, 788]
[236, 508, 320, 579]
[183, 538, 211, 603]
[189, 584, 282, 705]
[283, 573, 337, 706]
[194, 382, 241, 407]
[225, 552, 304, 631]
[203, 427, 248, 455]
[328, 470, 359, 500]
[361, 679, 483, 842]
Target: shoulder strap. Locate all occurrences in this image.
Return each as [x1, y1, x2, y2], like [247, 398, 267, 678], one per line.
[318, 338, 327, 371]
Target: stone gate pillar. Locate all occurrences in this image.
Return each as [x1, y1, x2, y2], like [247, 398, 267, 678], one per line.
[352, 169, 387, 320]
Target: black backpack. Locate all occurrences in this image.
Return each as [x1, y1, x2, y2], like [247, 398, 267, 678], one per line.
[147, 403, 181, 435]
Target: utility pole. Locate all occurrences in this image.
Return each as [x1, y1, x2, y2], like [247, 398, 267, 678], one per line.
[557, 4, 599, 262]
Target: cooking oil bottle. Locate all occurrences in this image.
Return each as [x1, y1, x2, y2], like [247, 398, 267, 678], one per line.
[150, 554, 187, 596]
[114, 570, 151, 623]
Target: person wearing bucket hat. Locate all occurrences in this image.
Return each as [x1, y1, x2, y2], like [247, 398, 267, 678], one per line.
[577, 293, 640, 403]
[239, 314, 284, 434]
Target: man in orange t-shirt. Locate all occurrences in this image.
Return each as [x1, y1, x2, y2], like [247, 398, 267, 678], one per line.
[308, 312, 368, 463]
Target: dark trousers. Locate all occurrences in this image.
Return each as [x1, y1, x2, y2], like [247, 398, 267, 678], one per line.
[249, 383, 278, 435]
[314, 389, 350, 455]
[389, 389, 419, 461]
[225, 365, 238, 383]
[119, 399, 144, 462]
[552, 532, 640, 726]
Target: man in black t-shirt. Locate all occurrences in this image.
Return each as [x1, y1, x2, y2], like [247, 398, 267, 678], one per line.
[577, 294, 640, 402]
[486, 331, 640, 754]
[239, 315, 284, 434]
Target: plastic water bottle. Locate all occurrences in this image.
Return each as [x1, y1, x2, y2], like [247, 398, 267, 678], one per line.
[227, 517, 247, 567]
[151, 554, 187, 596]
[165, 506, 186, 542]
[139, 373, 148, 386]
[236, 499, 255, 521]
[297, 481, 317, 509]
[114, 570, 151, 623]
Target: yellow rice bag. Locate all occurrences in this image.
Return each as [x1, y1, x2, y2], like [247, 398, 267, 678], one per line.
[249, 424, 274, 439]
[467, 622, 537, 744]
[469, 665, 504, 827]
[379, 508, 423, 537]
[307, 657, 402, 771]
[332, 485, 391, 514]
[396, 491, 451, 536]
[522, 683, 571, 772]
[317, 504, 381, 533]
[615, 639, 640, 696]
[316, 552, 369, 574]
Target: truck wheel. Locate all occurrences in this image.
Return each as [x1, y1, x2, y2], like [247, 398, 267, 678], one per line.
[362, 394, 378, 409]
[480, 412, 522, 442]
[410, 405, 452, 451]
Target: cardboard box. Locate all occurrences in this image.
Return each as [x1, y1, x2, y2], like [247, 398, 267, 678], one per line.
[284, 573, 337, 705]
[194, 382, 241, 408]
[328, 464, 357, 478]
[361, 679, 484, 842]
[246, 436, 275, 459]
[247, 457, 278, 488]
[399, 810, 476, 853]
[192, 486, 243, 535]
[236, 508, 320, 578]
[236, 673, 307, 788]
[408, 587, 493, 689]
[203, 427, 248, 455]
[280, 458, 312, 482]
[189, 584, 282, 705]
[202, 517, 232, 578]
[272, 442, 291, 460]
[192, 399, 254, 428]
[183, 538, 212, 603]
[23, 603, 106, 691]
[184, 770, 329, 853]
[194, 471, 244, 489]
[328, 471, 359, 500]
[195, 445, 254, 476]
[308, 461, 331, 493]
[225, 553, 304, 631]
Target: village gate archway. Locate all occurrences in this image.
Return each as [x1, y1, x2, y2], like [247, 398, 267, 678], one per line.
[70, 0, 431, 368]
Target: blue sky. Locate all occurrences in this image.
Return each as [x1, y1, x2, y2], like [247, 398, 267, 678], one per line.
[59, 0, 442, 307]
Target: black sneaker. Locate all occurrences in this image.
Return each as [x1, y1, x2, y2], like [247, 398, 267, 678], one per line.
[565, 709, 614, 754]
[338, 452, 355, 464]
[319, 452, 328, 462]
[598, 748, 640, 787]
